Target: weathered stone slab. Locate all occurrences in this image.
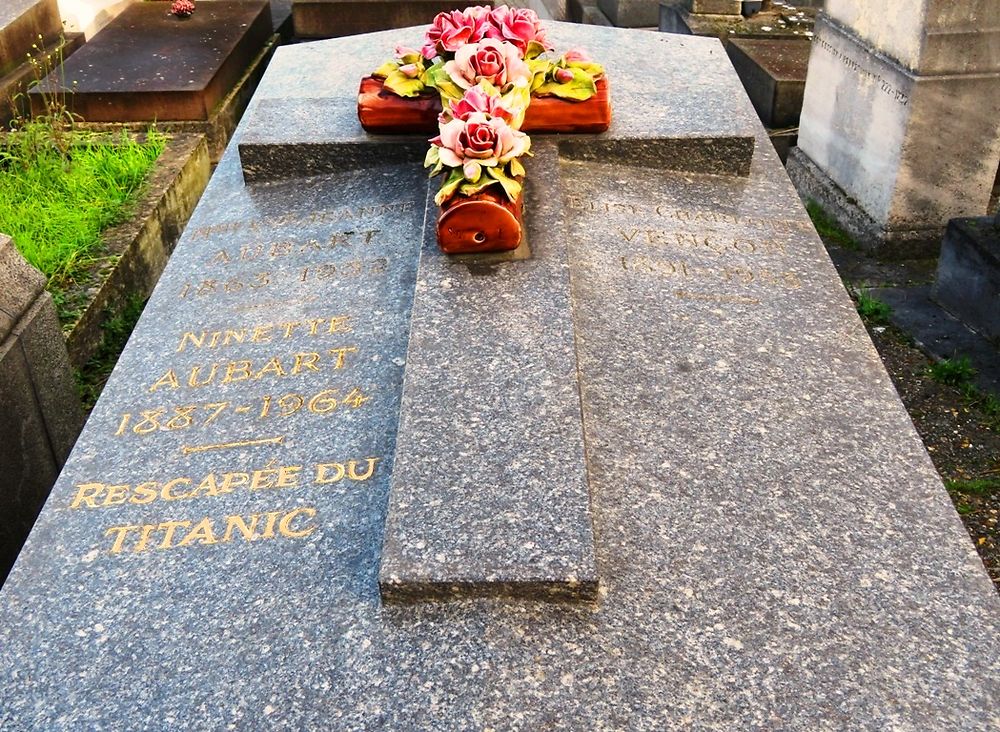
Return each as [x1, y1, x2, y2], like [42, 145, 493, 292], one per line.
[380, 143, 597, 602]
[30, 1, 273, 122]
[239, 23, 757, 182]
[0, 0, 61, 76]
[292, 0, 470, 39]
[726, 37, 809, 127]
[932, 216, 1000, 343]
[1, 22, 999, 730]
[791, 6, 1000, 255]
[0, 236, 84, 583]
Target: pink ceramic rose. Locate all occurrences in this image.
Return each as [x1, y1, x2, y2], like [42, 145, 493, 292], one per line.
[444, 39, 531, 90]
[445, 84, 517, 124]
[432, 112, 530, 180]
[421, 6, 491, 59]
[486, 6, 548, 54]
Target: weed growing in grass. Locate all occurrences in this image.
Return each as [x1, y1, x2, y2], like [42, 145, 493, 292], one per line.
[855, 291, 892, 325]
[806, 199, 859, 250]
[75, 294, 148, 411]
[928, 356, 977, 387]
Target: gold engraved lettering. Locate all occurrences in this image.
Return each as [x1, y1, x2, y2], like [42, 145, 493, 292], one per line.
[223, 514, 260, 542]
[71, 483, 104, 509]
[105, 525, 140, 554]
[279, 508, 318, 539]
[315, 462, 345, 484]
[177, 518, 218, 547]
[328, 347, 358, 369]
[102, 507, 320, 554]
[157, 520, 191, 549]
[73, 458, 377, 512]
[347, 458, 379, 481]
[149, 370, 180, 393]
[162, 478, 194, 501]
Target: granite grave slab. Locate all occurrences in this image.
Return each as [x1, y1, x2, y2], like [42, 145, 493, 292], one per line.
[239, 25, 756, 182]
[726, 37, 809, 128]
[0, 21, 998, 730]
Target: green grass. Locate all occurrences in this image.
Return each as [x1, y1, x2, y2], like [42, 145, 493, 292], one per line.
[0, 124, 165, 321]
[75, 293, 147, 410]
[806, 199, 858, 250]
[928, 356, 977, 387]
[855, 291, 892, 325]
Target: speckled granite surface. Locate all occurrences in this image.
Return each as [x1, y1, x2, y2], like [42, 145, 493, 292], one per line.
[238, 23, 755, 182]
[1, 23, 998, 731]
[381, 143, 597, 601]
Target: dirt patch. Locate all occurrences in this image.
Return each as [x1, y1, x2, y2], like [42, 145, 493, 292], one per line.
[865, 323, 1000, 590]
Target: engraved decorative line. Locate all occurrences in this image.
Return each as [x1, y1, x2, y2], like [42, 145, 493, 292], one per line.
[181, 436, 286, 455]
[674, 289, 761, 306]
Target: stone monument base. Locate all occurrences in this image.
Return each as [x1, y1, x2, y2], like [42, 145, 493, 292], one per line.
[787, 146, 944, 258]
[794, 13, 1000, 259]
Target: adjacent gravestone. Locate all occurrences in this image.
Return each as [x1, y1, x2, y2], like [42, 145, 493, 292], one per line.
[59, 0, 133, 39]
[1, 22, 998, 729]
[598, 0, 660, 26]
[31, 2, 272, 122]
[788, 0, 1000, 256]
[726, 37, 809, 161]
[292, 0, 471, 39]
[726, 37, 809, 128]
[0, 236, 84, 585]
[0, 0, 61, 77]
[0, 0, 85, 124]
[28, 1, 276, 159]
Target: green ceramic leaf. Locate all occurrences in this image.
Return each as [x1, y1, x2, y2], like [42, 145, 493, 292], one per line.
[534, 68, 597, 101]
[434, 169, 465, 206]
[384, 70, 426, 98]
[486, 166, 522, 201]
[372, 61, 397, 78]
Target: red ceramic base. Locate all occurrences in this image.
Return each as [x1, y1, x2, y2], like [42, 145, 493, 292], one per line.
[357, 76, 611, 135]
[436, 185, 523, 254]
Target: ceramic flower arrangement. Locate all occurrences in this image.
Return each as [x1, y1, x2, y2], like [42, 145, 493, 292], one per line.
[357, 6, 610, 253]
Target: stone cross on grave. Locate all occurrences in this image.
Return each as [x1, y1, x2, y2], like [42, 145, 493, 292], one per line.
[238, 23, 757, 603]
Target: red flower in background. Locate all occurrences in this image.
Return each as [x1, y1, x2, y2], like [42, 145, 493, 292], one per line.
[171, 0, 195, 18]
